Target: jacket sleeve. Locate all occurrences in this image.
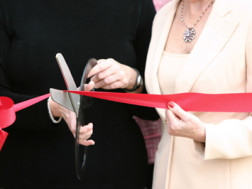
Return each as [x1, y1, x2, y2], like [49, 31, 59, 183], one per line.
[199, 19, 252, 160]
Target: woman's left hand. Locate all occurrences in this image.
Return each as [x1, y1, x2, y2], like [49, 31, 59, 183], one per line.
[165, 101, 206, 142]
[87, 58, 137, 90]
[49, 98, 95, 146]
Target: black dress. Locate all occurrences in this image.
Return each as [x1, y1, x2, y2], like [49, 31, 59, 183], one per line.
[0, 0, 158, 188]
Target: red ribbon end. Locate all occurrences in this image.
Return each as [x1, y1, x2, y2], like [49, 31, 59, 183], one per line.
[0, 130, 8, 151]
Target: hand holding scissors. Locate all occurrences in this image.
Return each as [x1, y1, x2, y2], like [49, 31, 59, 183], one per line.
[48, 98, 94, 146]
[88, 58, 142, 92]
[50, 53, 98, 179]
[49, 53, 96, 146]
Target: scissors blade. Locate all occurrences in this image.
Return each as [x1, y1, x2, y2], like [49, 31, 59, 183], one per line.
[56, 53, 77, 90]
[50, 88, 75, 112]
[55, 53, 80, 116]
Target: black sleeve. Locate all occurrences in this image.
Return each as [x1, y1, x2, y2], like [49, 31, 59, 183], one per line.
[0, 3, 54, 132]
[129, 0, 159, 120]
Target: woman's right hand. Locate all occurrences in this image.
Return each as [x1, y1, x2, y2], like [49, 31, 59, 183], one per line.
[87, 58, 141, 92]
[49, 98, 95, 146]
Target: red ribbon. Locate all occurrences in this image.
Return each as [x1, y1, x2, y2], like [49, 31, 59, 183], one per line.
[0, 94, 50, 150]
[2, 90, 252, 150]
[0, 129, 8, 152]
[67, 91, 252, 112]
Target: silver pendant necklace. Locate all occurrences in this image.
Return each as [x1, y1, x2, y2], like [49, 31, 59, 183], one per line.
[180, 0, 214, 43]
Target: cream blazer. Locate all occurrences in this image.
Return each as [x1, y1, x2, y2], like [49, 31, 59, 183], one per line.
[145, 0, 252, 188]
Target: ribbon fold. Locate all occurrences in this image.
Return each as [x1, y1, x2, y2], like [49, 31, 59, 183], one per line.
[0, 94, 50, 150]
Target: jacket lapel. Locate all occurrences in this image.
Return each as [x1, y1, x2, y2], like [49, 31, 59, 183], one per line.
[145, 0, 181, 119]
[145, 0, 180, 96]
[175, 0, 240, 93]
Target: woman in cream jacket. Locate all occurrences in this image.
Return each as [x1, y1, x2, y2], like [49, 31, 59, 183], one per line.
[145, 0, 252, 188]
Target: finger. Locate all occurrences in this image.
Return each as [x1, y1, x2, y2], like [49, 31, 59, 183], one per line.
[165, 109, 176, 125]
[90, 59, 119, 84]
[165, 109, 179, 135]
[167, 101, 188, 120]
[91, 66, 116, 84]
[78, 123, 93, 141]
[79, 123, 93, 135]
[79, 134, 91, 144]
[87, 59, 112, 78]
[84, 81, 95, 91]
[78, 123, 94, 146]
[98, 79, 127, 90]
[79, 126, 93, 137]
[94, 73, 121, 89]
[96, 59, 106, 64]
[66, 111, 77, 137]
[79, 139, 95, 146]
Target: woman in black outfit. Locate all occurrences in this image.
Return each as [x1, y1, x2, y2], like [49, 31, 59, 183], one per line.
[0, 0, 158, 189]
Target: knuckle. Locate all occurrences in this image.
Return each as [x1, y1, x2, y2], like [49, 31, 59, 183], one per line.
[119, 70, 124, 75]
[170, 124, 177, 132]
[96, 73, 103, 80]
[123, 78, 128, 85]
[109, 83, 117, 89]
[104, 77, 111, 84]
[115, 63, 121, 70]
[106, 59, 114, 66]
[167, 127, 173, 135]
[169, 125, 174, 132]
[107, 58, 114, 62]
[185, 116, 193, 123]
[99, 62, 106, 69]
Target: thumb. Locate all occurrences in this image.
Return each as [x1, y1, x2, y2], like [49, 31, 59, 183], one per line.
[84, 81, 95, 91]
[167, 101, 188, 120]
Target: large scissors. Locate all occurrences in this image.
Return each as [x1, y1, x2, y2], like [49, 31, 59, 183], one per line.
[50, 53, 97, 180]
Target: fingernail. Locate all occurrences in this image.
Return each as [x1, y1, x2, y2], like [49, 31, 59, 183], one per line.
[167, 101, 174, 109]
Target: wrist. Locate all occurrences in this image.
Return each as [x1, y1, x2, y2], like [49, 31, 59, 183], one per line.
[124, 68, 143, 92]
[193, 126, 206, 142]
[47, 97, 62, 124]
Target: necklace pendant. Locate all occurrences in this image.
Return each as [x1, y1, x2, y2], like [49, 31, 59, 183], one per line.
[183, 27, 196, 43]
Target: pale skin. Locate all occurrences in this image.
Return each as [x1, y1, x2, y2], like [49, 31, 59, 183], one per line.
[164, 0, 215, 142]
[49, 83, 95, 146]
[50, 58, 141, 145]
[87, 58, 143, 93]
[166, 101, 206, 142]
[165, 0, 213, 54]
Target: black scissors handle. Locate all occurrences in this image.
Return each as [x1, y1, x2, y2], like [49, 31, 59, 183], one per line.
[75, 58, 97, 180]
